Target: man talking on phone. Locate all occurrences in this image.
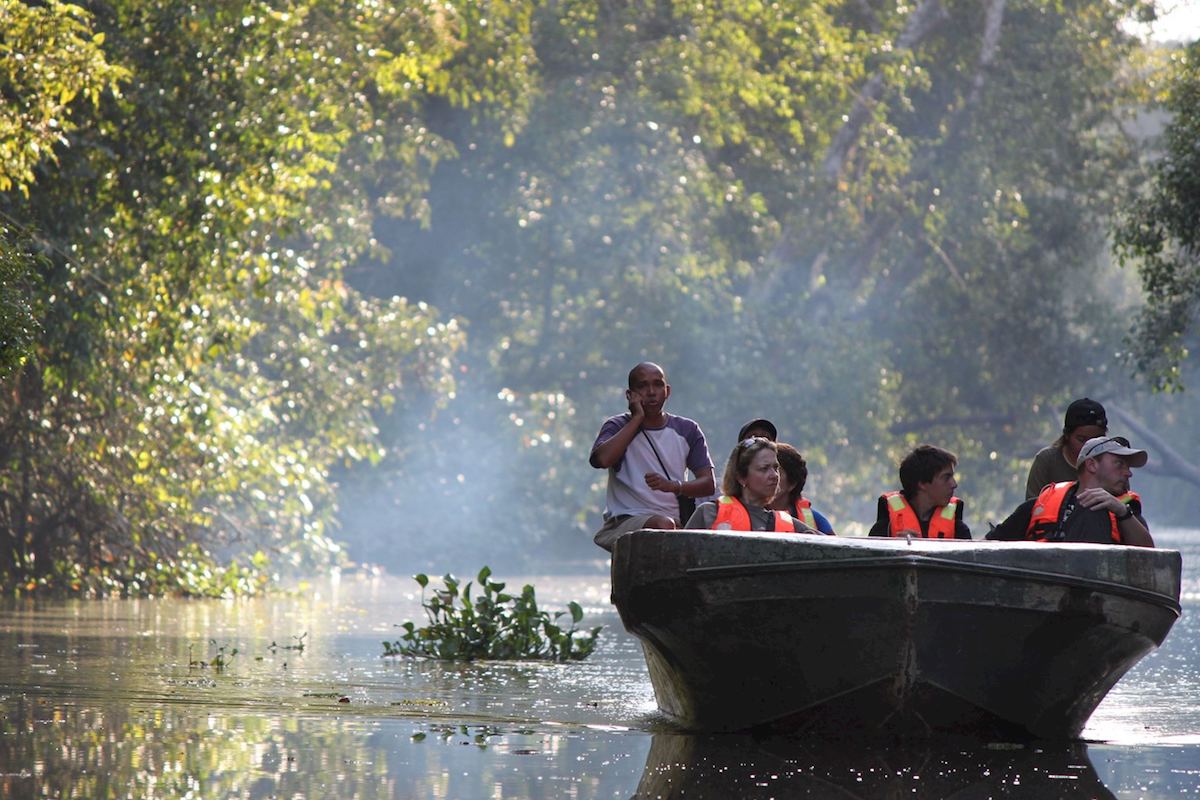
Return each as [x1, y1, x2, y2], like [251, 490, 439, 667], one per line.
[589, 362, 715, 552]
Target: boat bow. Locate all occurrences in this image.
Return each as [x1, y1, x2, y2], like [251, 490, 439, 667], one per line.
[611, 531, 1181, 739]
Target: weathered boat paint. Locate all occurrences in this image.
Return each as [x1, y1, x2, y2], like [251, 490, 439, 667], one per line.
[610, 530, 1181, 739]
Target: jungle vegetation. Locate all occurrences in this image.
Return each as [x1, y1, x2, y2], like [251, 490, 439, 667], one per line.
[0, 0, 1196, 594]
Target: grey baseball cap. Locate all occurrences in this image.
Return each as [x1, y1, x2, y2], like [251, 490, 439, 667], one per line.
[1077, 435, 1148, 468]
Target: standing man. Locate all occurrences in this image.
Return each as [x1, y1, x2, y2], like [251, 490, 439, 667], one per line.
[590, 362, 715, 552]
[868, 445, 971, 539]
[988, 436, 1153, 547]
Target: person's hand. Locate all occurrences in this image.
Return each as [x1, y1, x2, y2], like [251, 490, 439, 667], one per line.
[1076, 487, 1123, 515]
[645, 472, 679, 494]
[625, 389, 645, 420]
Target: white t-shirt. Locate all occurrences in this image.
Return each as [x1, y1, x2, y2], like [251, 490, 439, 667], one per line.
[591, 413, 713, 520]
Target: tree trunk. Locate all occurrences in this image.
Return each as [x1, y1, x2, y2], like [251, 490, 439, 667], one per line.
[821, 0, 950, 181]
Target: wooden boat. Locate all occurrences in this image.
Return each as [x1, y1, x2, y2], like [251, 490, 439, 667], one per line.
[610, 530, 1181, 739]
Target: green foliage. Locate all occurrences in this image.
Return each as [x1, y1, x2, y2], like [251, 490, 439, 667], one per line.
[1115, 44, 1200, 391]
[2, 0, 1191, 587]
[343, 0, 1167, 554]
[12, 542, 271, 598]
[383, 567, 602, 662]
[189, 640, 239, 671]
[0, 0, 498, 593]
[0, 225, 40, 382]
[0, 0, 129, 195]
[268, 632, 308, 653]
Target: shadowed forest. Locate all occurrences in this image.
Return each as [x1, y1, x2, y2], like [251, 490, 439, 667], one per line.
[1, 0, 1197, 593]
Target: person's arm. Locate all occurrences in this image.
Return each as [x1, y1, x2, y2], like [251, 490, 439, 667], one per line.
[867, 497, 890, 537]
[1076, 488, 1154, 547]
[685, 500, 718, 529]
[953, 498, 971, 539]
[986, 499, 1035, 541]
[679, 424, 716, 499]
[647, 462, 715, 498]
[789, 513, 819, 534]
[589, 397, 645, 469]
[679, 466, 715, 500]
[1117, 511, 1153, 548]
[811, 508, 835, 535]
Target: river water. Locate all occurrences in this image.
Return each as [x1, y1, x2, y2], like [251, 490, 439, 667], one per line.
[1, 531, 1197, 799]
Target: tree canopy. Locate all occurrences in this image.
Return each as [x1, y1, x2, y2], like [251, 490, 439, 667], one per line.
[1115, 44, 1200, 391]
[1, 0, 1195, 589]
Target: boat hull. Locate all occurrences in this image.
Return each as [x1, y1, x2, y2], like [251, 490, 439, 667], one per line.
[611, 531, 1181, 739]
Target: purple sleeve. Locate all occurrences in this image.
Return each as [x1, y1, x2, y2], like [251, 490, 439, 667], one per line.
[589, 414, 629, 468]
[673, 417, 713, 474]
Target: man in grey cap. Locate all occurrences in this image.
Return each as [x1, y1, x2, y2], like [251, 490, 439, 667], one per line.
[988, 436, 1153, 547]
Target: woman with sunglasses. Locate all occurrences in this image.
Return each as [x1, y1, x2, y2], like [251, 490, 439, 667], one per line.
[684, 438, 816, 532]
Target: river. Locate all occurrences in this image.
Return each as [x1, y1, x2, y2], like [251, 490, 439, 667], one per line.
[1, 530, 1197, 799]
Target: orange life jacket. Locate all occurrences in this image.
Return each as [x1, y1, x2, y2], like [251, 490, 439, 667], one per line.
[793, 498, 817, 530]
[1026, 481, 1141, 544]
[713, 496, 796, 533]
[883, 491, 960, 539]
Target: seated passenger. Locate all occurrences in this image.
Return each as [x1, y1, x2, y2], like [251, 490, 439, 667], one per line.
[685, 438, 810, 532]
[737, 417, 778, 442]
[771, 443, 835, 534]
[686, 417, 778, 510]
[868, 445, 971, 539]
[1025, 398, 1107, 499]
[988, 435, 1153, 547]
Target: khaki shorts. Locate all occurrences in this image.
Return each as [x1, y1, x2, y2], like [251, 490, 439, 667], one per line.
[593, 514, 658, 552]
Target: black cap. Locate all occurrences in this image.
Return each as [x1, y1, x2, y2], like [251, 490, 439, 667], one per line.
[1064, 398, 1107, 432]
[737, 418, 778, 442]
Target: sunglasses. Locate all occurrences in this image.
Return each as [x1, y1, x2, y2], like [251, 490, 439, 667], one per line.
[1080, 435, 1131, 459]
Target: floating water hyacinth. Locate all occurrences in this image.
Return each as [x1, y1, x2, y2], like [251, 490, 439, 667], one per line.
[383, 566, 602, 662]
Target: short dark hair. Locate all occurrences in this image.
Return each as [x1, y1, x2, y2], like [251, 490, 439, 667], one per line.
[775, 443, 808, 506]
[627, 361, 666, 389]
[898, 445, 957, 497]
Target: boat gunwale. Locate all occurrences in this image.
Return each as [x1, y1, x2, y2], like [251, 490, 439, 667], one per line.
[681, 554, 1182, 616]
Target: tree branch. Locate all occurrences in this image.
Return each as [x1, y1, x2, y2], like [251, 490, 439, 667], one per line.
[889, 413, 1016, 435]
[821, 0, 950, 181]
[1104, 401, 1200, 488]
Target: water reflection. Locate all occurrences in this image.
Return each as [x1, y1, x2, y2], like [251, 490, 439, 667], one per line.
[0, 697, 651, 799]
[0, 532, 1196, 798]
[633, 734, 1116, 799]
[1, 700, 1186, 799]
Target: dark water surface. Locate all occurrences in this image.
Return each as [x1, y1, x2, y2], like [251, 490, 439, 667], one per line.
[1, 531, 1198, 799]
